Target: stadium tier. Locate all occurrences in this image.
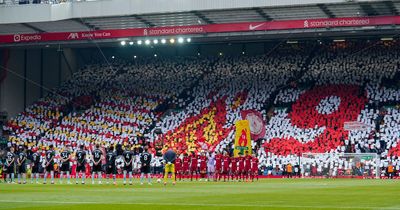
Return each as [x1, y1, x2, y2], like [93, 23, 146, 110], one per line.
[1, 40, 399, 179]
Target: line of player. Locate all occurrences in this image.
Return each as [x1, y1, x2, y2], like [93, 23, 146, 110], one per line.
[2, 144, 259, 185]
[174, 151, 259, 182]
[2, 144, 153, 185]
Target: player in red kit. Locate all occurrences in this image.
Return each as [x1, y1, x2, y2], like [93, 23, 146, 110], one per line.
[251, 154, 259, 181]
[230, 155, 238, 181]
[199, 152, 207, 181]
[221, 152, 230, 182]
[244, 151, 252, 181]
[214, 152, 222, 181]
[190, 152, 198, 181]
[237, 154, 245, 182]
[182, 153, 190, 179]
[175, 155, 183, 181]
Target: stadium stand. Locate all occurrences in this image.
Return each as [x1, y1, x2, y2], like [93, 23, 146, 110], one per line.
[2, 40, 400, 177]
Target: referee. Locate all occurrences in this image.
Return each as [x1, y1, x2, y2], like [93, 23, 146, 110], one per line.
[140, 146, 152, 185]
[163, 149, 176, 186]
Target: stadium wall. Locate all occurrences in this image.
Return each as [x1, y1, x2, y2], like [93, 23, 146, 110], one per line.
[0, 48, 77, 118]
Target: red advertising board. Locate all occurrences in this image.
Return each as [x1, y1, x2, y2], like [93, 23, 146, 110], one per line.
[0, 16, 399, 44]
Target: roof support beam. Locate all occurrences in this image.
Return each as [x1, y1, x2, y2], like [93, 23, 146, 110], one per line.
[317, 4, 335, 18]
[73, 19, 99, 30]
[192, 11, 214, 24]
[359, 2, 379, 16]
[254, 8, 273, 21]
[131, 15, 156, 27]
[21, 23, 46, 33]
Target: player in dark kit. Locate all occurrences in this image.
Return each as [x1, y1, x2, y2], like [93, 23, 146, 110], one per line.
[30, 147, 41, 184]
[16, 146, 27, 184]
[75, 145, 87, 184]
[140, 146, 152, 185]
[59, 146, 71, 184]
[44, 145, 55, 184]
[105, 145, 117, 185]
[5, 147, 16, 183]
[123, 147, 133, 185]
[91, 144, 103, 184]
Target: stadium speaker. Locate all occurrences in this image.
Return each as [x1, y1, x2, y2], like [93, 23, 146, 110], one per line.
[154, 128, 162, 134]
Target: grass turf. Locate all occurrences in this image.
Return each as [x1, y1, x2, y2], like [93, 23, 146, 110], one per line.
[0, 178, 399, 210]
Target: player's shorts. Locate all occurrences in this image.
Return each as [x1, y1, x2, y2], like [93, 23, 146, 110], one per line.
[208, 166, 215, 173]
[32, 165, 39, 174]
[45, 163, 54, 172]
[200, 167, 207, 173]
[18, 165, 26, 174]
[60, 163, 70, 172]
[164, 163, 175, 174]
[141, 165, 151, 174]
[6, 165, 14, 173]
[190, 167, 198, 173]
[92, 164, 102, 172]
[76, 164, 86, 173]
[124, 165, 132, 172]
[105, 164, 116, 174]
[222, 168, 230, 174]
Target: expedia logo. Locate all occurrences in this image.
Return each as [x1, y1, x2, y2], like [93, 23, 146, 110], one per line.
[67, 33, 79, 39]
[13, 34, 41, 42]
[13, 34, 21, 42]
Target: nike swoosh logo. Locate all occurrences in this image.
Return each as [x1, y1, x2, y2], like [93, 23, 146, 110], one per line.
[249, 23, 265, 30]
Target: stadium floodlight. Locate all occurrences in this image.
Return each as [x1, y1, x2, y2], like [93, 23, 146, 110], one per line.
[129, 41, 134, 45]
[219, 52, 223, 56]
[333, 39, 345, 42]
[153, 39, 159, 44]
[242, 51, 245, 55]
[178, 37, 184, 43]
[120, 41, 126, 46]
[186, 38, 191, 43]
[170, 38, 175, 44]
[197, 52, 201, 56]
[286, 40, 298, 44]
[133, 55, 137, 59]
[154, 54, 157, 57]
[137, 40, 143, 45]
[145, 40, 151, 45]
[111, 56, 115, 59]
[161, 39, 167, 44]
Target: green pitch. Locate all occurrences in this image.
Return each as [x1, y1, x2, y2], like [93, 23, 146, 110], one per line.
[0, 179, 399, 210]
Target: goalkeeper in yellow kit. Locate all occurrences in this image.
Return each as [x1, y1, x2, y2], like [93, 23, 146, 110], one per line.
[163, 149, 177, 186]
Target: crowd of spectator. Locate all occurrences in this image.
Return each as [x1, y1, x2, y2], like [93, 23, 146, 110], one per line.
[2, 40, 400, 178]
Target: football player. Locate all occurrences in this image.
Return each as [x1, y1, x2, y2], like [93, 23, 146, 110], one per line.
[122, 147, 134, 185]
[59, 146, 71, 184]
[182, 153, 190, 179]
[16, 146, 27, 184]
[140, 146, 152, 185]
[5, 147, 16, 183]
[251, 154, 259, 181]
[91, 144, 103, 184]
[189, 152, 198, 181]
[105, 145, 117, 185]
[30, 147, 41, 184]
[174, 153, 182, 181]
[75, 145, 87, 184]
[199, 152, 208, 181]
[44, 145, 55, 184]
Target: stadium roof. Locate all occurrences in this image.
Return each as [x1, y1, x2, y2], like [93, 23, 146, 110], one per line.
[0, 0, 400, 46]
